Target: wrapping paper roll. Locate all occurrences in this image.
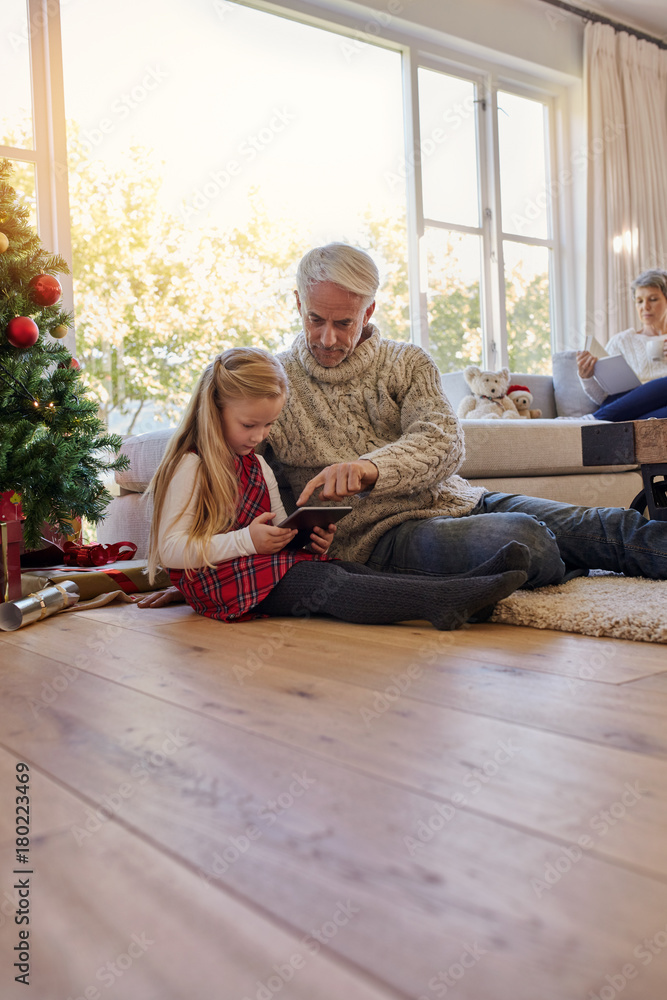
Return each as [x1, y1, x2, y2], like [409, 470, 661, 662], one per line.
[0, 580, 79, 631]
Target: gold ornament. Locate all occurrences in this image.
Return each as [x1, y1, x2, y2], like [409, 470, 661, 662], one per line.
[0, 232, 8, 253]
[51, 324, 68, 339]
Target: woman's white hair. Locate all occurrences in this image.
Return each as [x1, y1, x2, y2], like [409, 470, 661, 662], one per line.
[631, 269, 667, 299]
[296, 243, 379, 306]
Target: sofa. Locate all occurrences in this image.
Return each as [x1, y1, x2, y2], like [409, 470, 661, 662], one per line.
[97, 351, 643, 557]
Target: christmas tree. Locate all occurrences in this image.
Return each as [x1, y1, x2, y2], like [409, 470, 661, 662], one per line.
[0, 158, 128, 548]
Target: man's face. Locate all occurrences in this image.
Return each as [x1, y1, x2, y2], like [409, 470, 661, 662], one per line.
[295, 281, 376, 367]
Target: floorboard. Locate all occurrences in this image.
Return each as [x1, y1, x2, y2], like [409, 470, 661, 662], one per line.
[1, 607, 666, 999]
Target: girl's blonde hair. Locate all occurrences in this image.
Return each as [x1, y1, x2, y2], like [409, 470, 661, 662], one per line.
[146, 347, 288, 583]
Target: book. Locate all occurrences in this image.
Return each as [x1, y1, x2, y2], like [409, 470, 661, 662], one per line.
[584, 335, 608, 359]
[593, 355, 642, 395]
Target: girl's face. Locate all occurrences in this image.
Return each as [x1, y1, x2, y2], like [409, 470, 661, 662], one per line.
[221, 395, 285, 455]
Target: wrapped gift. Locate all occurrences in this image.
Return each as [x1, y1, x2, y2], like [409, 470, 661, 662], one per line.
[21, 560, 170, 601]
[0, 580, 79, 631]
[20, 515, 84, 568]
[1, 520, 23, 602]
[1, 490, 83, 568]
[43, 516, 82, 546]
[0, 491, 23, 522]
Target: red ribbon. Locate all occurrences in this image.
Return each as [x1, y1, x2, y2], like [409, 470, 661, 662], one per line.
[104, 569, 140, 594]
[62, 541, 137, 567]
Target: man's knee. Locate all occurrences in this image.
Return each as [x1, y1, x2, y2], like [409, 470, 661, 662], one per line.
[498, 513, 565, 587]
[498, 511, 552, 544]
[371, 512, 565, 587]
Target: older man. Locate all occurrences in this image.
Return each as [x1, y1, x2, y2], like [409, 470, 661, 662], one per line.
[140, 242, 667, 608]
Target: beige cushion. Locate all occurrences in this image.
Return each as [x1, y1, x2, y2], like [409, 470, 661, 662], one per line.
[552, 351, 598, 416]
[458, 419, 637, 478]
[468, 471, 642, 509]
[97, 492, 153, 558]
[442, 371, 558, 419]
[116, 429, 174, 492]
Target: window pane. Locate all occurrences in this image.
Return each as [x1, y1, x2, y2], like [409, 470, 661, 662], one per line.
[0, 0, 33, 148]
[61, 0, 407, 434]
[424, 227, 482, 371]
[498, 91, 548, 239]
[418, 69, 478, 227]
[359, 212, 410, 343]
[6, 159, 36, 229]
[504, 242, 552, 374]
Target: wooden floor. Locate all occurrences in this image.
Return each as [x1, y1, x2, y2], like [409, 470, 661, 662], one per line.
[1, 604, 667, 1000]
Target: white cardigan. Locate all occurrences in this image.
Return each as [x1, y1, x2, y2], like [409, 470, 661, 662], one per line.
[157, 453, 288, 569]
[580, 328, 667, 405]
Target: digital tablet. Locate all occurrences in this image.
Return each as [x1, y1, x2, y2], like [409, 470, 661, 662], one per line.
[593, 355, 642, 395]
[278, 506, 352, 549]
[277, 506, 352, 531]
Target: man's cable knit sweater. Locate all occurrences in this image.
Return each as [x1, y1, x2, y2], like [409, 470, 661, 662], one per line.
[268, 327, 485, 563]
[580, 328, 667, 405]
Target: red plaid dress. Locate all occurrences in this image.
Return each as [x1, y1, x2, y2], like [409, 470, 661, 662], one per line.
[168, 452, 327, 622]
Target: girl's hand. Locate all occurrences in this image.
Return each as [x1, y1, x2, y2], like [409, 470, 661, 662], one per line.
[307, 523, 337, 555]
[249, 511, 298, 554]
[576, 350, 597, 379]
[136, 586, 184, 608]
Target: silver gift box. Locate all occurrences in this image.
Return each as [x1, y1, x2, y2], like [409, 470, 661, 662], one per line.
[0, 580, 80, 631]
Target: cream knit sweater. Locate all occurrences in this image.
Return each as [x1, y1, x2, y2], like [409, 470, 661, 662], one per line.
[268, 327, 484, 563]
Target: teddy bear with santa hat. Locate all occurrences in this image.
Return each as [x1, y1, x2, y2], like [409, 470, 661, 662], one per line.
[506, 384, 542, 419]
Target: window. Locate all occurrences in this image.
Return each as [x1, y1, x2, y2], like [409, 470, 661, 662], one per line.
[412, 64, 556, 374]
[417, 68, 483, 372]
[497, 89, 554, 374]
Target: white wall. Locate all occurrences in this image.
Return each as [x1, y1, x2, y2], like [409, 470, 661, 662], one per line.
[389, 0, 583, 80]
[275, 0, 584, 81]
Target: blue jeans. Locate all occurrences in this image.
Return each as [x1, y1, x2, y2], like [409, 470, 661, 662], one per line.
[594, 376, 667, 420]
[367, 492, 667, 588]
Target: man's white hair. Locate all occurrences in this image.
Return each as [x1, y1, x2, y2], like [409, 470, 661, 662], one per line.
[296, 243, 379, 307]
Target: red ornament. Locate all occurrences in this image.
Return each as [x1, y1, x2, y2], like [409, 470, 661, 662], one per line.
[6, 316, 39, 349]
[58, 357, 79, 370]
[28, 273, 62, 307]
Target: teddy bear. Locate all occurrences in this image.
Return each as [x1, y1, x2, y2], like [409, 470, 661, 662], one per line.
[457, 366, 521, 419]
[507, 384, 542, 419]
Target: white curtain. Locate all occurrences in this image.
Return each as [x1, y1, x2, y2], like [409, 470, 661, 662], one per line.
[585, 22, 667, 343]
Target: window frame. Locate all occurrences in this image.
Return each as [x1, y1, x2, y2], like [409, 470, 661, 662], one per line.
[408, 54, 565, 369]
[493, 77, 562, 371]
[0, 0, 73, 339]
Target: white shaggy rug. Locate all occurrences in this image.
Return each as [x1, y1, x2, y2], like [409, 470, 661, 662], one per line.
[490, 573, 667, 643]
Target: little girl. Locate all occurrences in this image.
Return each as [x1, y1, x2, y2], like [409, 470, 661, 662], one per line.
[147, 348, 529, 629]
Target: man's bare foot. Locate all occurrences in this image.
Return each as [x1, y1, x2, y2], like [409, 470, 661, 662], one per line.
[136, 586, 184, 609]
